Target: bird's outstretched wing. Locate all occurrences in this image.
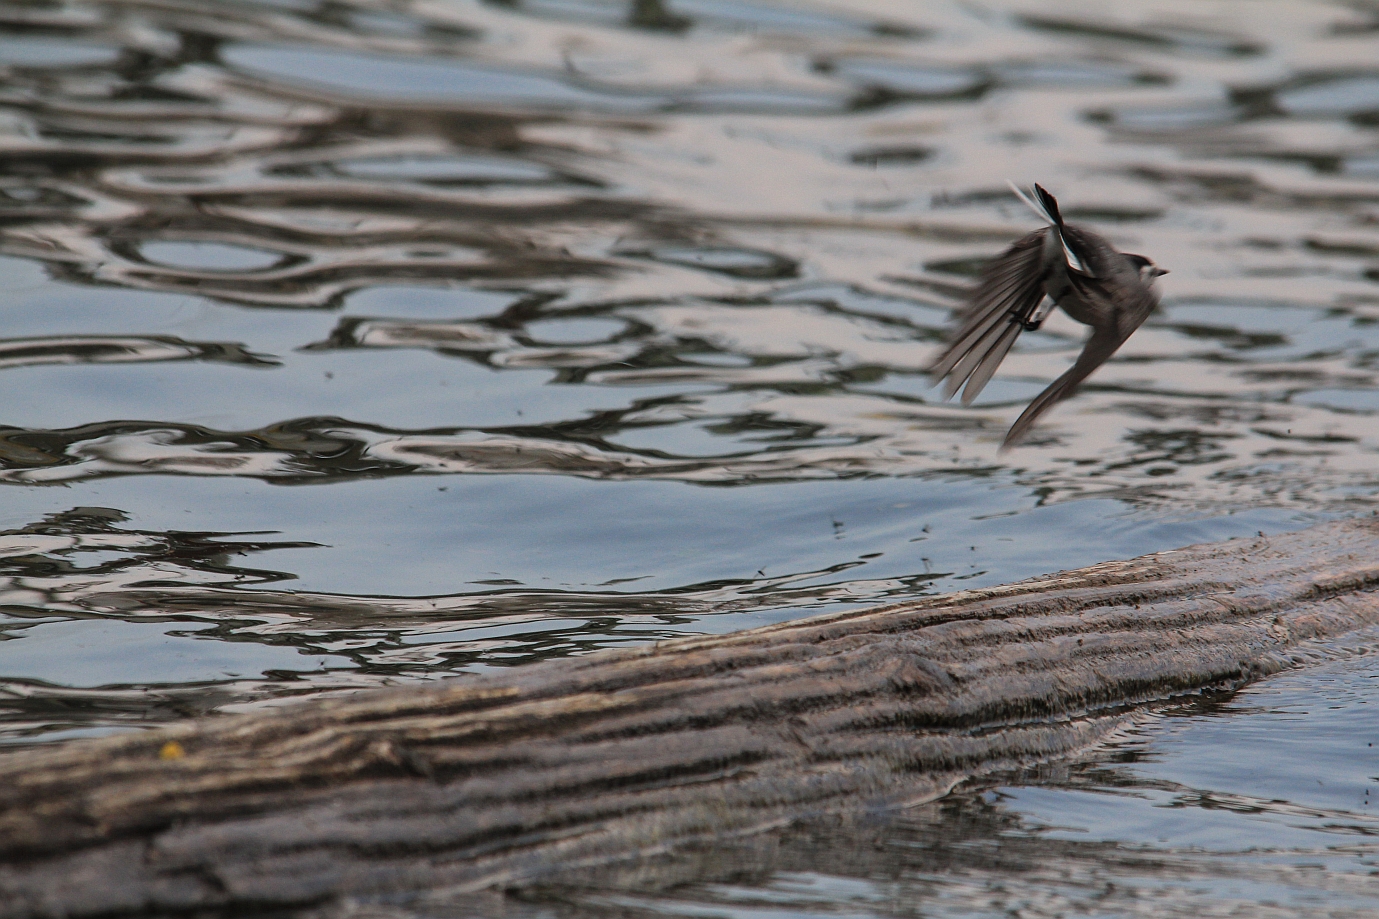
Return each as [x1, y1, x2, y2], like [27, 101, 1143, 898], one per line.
[928, 229, 1048, 405]
[1000, 318, 1128, 449]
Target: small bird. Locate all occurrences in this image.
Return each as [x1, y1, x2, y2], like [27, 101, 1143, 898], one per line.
[928, 183, 1166, 448]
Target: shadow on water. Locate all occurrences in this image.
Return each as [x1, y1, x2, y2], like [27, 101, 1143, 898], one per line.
[0, 0, 1377, 911]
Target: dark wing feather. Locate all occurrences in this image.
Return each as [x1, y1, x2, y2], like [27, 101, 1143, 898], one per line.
[1001, 261, 1161, 447]
[962, 320, 1023, 400]
[1000, 324, 1126, 449]
[929, 229, 1048, 404]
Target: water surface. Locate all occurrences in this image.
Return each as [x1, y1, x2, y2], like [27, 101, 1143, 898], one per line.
[0, 0, 1376, 912]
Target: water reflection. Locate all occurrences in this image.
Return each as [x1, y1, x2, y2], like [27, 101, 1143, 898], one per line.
[0, 0, 1376, 908]
[0, 0, 1373, 687]
[0, 494, 943, 745]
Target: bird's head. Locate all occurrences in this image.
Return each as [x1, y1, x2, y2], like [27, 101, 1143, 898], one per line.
[1126, 253, 1168, 283]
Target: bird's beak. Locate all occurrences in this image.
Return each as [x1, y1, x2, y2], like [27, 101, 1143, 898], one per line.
[1153, 267, 1169, 277]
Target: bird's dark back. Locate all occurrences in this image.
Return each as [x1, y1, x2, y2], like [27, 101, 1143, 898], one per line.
[1063, 224, 1160, 335]
[1061, 225, 1129, 279]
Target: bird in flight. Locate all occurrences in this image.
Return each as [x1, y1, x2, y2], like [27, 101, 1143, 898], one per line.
[928, 183, 1166, 449]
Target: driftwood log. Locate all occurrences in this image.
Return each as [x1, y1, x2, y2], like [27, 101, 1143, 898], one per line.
[3, 517, 1379, 916]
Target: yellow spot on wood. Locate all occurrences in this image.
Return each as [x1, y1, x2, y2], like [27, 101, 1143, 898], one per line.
[159, 741, 185, 761]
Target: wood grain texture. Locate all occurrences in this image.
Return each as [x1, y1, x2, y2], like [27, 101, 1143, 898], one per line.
[3, 518, 1379, 916]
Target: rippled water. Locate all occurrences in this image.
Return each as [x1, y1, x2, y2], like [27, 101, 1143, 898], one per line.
[0, 0, 1377, 911]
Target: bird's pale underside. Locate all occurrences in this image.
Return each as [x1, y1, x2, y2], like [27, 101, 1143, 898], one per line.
[928, 183, 1165, 449]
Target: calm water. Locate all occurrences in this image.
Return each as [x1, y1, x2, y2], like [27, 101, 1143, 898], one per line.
[0, 0, 1376, 912]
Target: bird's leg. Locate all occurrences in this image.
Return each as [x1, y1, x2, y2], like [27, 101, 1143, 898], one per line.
[1008, 296, 1057, 332]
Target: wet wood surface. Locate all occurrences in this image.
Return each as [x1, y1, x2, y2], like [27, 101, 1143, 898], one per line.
[3, 518, 1379, 917]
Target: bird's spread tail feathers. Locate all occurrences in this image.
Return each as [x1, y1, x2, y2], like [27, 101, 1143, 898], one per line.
[1007, 181, 1058, 225]
[1033, 184, 1064, 226]
[1006, 181, 1088, 274]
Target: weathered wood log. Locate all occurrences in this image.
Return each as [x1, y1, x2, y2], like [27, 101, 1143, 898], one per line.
[3, 518, 1379, 917]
